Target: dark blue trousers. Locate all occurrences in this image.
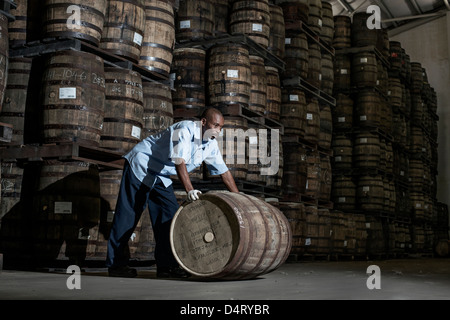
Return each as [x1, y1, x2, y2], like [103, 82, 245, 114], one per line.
[106, 161, 180, 269]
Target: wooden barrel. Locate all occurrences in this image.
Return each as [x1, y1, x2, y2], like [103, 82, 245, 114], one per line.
[280, 202, 306, 256]
[332, 134, 353, 170]
[33, 160, 101, 264]
[319, 155, 332, 202]
[304, 98, 320, 145]
[172, 47, 206, 120]
[139, 0, 175, 78]
[321, 1, 334, 44]
[214, 0, 230, 36]
[230, 0, 271, 48]
[305, 150, 321, 199]
[365, 216, 386, 256]
[176, 0, 215, 42]
[0, 58, 32, 145]
[8, 0, 27, 46]
[333, 93, 353, 130]
[409, 126, 424, 154]
[357, 175, 384, 212]
[333, 15, 351, 49]
[392, 113, 407, 147]
[321, 53, 334, 95]
[247, 124, 267, 186]
[307, 43, 322, 89]
[268, 4, 285, 60]
[330, 211, 347, 254]
[319, 104, 333, 150]
[41, 50, 106, 147]
[352, 12, 378, 47]
[283, 32, 309, 79]
[265, 140, 283, 188]
[377, 62, 389, 96]
[280, 88, 306, 136]
[307, 0, 322, 35]
[410, 62, 424, 93]
[305, 206, 331, 255]
[208, 43, 251, 107]
[142, 82, 173, 138]
[332, 175, 356, 211]
[249, 55, 267, 114]
[0, 13, 8, 110]
[412, 224, 425, 252]
[388, 77, 402, 111]
[409, 159, 424, 192]
[352, 52, 378, 88]
[353, 132, 380, 169]
[43, 0, 107, 46]
[435, 240, 450, 257]
[334, 54, 351, 92]
[265, 66, 281, 121]
[355, 90, 380, 127]
[282, 143, 307, 195]
[279, 0, 309, 27]
[411, 94, 424, 126]
[0, 162, 24, 219]
[100, 0, 146, 63]
[100, 68, 144, 153]
[352, 213, 367, 255]
[389, 41, 403, 72]
[170, 192, 292, 280]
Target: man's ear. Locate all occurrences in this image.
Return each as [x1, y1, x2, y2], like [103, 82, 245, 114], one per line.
[201, 118, 207, 126]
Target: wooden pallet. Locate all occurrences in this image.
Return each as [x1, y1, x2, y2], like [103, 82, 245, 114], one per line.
[9, 37, 170, 83]
[0, 142, 124, 170]
[175, 33, 286, 72]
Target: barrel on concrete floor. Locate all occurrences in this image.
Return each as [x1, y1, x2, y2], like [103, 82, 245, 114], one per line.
[176, 0, 215, 42]
[100, 68, 144, 153]
[172, 47, 206, 121]
[139, 0, 175, 78]
[208, 43, 251, 107]
[280, 202, 306, 257]
[43, 0, 107, 46]
[142, 82, 173, 138]
[304, 206, 331, 255]
[100, 0, 146, 63]
[230, 0, 271, 49]
[0, 58, 32, 145]
[170, 192, 292, 280]
[41, 50, 106, 147]
[33, 160, 101, 265]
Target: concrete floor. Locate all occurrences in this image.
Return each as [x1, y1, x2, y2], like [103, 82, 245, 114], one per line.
[1, 257, 449, 302]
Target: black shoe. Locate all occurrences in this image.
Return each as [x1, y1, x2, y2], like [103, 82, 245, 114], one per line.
[157, 266, 191, 279]
[108, 266, 138, 278]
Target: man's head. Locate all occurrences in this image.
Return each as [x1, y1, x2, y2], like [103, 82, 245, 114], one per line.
[200, 107, 224, 140]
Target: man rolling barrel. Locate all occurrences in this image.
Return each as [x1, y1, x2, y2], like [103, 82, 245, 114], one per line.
[106, 107, 239, 278]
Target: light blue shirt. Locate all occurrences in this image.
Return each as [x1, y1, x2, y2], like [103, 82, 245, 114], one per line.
[124, 120, 229, 188]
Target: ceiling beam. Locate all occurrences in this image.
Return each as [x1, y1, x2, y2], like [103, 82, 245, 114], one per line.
[336, 0, 354, 13]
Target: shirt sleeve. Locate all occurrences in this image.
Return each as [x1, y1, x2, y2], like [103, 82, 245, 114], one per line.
[203, 140, 229, 176]
[169, 126, 192, 165]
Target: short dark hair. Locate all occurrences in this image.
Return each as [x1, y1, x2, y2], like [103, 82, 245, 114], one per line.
[200, 107, 223, 120]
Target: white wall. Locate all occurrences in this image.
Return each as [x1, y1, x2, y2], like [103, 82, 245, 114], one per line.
[389, 14, 450, 209]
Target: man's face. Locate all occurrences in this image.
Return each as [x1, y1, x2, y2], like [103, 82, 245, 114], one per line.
[202, 113, 224, 140]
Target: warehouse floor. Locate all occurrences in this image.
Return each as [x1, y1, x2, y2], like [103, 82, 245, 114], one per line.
[1, 257, 449, 303]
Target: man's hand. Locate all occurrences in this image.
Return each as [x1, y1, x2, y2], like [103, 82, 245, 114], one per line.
[187, 190, 202, 201]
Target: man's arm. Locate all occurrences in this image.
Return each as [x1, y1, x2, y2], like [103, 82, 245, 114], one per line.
[220, 170, 239, 193]
[175, 160, 194, 193]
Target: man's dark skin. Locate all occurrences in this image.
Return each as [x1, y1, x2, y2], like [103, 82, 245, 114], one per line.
[175, 108, 240, 195]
